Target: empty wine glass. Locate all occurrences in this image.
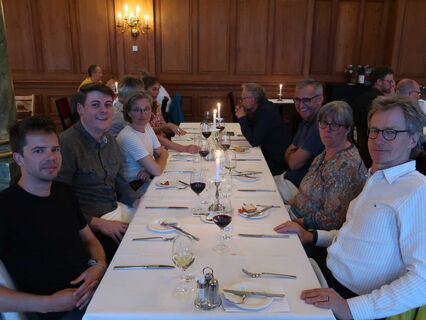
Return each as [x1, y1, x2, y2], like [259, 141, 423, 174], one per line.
[224, 151, 236, 173]
[190, 169, 206, 212]
[200, 122, 211, 139]
[212, 198, 232, 255]
[172, 235, 196, 294]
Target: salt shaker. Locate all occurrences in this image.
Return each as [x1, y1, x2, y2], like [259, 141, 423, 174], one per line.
[194, 276, 208, 309]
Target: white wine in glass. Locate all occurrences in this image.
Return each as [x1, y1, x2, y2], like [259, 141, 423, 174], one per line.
[172, 235, 196, 294]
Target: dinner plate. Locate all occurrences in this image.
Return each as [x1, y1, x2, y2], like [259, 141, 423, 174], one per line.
[147, 218, 178, 233]
[234, 175, 260, 183]
[231, 147, 250, 154]
[239, 210, 270, 220]
[155, 180, 181, 188]
[199, 213, 215, 224]
[223, 282, 273, 311]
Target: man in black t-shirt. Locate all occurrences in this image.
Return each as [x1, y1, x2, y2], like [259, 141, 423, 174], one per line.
[0, 116, 106, 320]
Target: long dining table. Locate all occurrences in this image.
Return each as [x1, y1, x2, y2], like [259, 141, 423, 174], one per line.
[83, 123, 335, 320]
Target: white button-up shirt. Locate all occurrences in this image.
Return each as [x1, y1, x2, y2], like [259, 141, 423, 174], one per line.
[317, 161, 426, 319]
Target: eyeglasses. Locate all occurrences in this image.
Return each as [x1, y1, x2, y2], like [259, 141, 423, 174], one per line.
[130, 107, 151, 114]
[367, 128, 409, 141]
[293, 94, 320, 105]
[318, 120, 346, 131]
[409, 90, 421, 97]
[382, 79, 395, 85]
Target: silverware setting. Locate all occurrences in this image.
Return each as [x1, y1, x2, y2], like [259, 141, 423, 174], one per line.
[178, 180, 190, 186]
[144, 206, 189, 209]
[242, 268, 296, 279]
[237, 189, 276, 192]
[163, 170, 193, 174]
[240, 205, 274, 217]
[113, 264, 175, 270]
[235, 159, 262, 161]
[132, 236, 176, 241]
[223, 288, 285, 298]
[155, 185, 188, 190]
[238, 233, 290, 238]
[160, 221, 200, 241]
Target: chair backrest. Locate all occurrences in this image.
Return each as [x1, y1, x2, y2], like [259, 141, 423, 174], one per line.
[55, 97, 75, 131]
[0, 260, 27, 320]
[227, 92, 238, 122]
[308, 258, 328, 288]
[161, 96, 170, 123]
[168, 93, 184, 125]
[15, 95, 35, 121]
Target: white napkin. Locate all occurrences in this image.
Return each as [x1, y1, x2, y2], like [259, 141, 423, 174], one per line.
[221, 294, 290, 313]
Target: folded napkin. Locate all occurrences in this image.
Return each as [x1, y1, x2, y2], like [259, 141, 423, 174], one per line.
[221, 294, 290, 313]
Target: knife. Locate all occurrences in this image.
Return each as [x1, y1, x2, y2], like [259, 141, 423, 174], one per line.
[164, 170, 193, 174]
[113, 265, 175, 270]
[223, 289, 285, 298]
[145, 206, 189, 209]
[167, 224, 200, 241]
[178, 180, 190, 186]
[132, 237, 175, 241]
[238, 233, 290, 238]
[237, 189, 276, 192]
[236, 159, 261, 161]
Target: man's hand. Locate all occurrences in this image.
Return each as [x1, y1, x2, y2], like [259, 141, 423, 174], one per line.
[90, 218, 128, 244]
[43, 288, 79, 313]
[301, 288, 353, 320]
[70, 264, 106, 309]
[273, 220, 313, 244]
[137, 170, 151, 182]
[235, 105, 247, 119]
[293, 218, 305, 227]
[167, 123, 186, 135]
[184, 144, 200, 154]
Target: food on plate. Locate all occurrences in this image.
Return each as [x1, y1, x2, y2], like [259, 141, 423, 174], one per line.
[238, 203, 257, 214]
[159, 180, 170, 186]
[233, 146, 248, 152]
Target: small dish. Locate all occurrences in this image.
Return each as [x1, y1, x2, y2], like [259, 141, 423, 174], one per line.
[239, 210, 270, 220]
[223, 282, 274, 311]
[199, 213, 215, 224]
[147, 218, 178, 233]
[234, 175, 260, 183]
[155, 180, 180, 188]
[232, 146, 250, 154]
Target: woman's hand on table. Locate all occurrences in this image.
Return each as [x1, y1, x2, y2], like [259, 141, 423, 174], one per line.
[301, 288, 352, 320]
[273, 220, 313, 244]
[184, 144, 200, 154]
[167, 123, 186, 135]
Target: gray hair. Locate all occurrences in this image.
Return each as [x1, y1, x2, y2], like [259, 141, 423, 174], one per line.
[368, 95, 426, 157]
[296, 79, 323, 96]
[241, 83, 266, 104]
[123, 91, 153, 123]
[118, 76, 145, 99]
[317, 100, 353, 128]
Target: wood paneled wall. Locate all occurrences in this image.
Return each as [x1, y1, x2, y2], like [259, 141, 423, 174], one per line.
[3, 0, 426, 124]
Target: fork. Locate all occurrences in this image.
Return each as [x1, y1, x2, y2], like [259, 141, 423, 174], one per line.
[242, 268, 296, 279]
[132, 236, 176, 241]
[160, 222, 200, 241]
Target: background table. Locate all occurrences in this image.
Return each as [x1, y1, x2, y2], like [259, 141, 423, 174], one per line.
[83, 123, 335, 320]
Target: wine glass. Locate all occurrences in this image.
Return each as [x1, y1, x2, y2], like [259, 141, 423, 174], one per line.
[220, 133, 231, 151]
[224, 150, 236, 173]
[172, 235, 196, 294]
[217, 118, 225, 132]
[200, 122, 211, 139]
[198, 139, 210, 159]
[212, 198, 232, 255]
[190, 169, 206, 212]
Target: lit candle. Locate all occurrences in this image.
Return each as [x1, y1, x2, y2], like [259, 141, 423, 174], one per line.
[115, 81, 118, 94]
[124, 4, 128, 17]
[117, 12, 122, 25]
[217, 102, 221, 119]
[144, 14, 149, 27]
[213, 109, 217, 129]
[279, 83, 283, 96]
[215, 153, 221, 181]
[135, 6, 140, 18]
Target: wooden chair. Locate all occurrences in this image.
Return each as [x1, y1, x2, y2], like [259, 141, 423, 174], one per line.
[227, 92, 238, 122]
[15, 95, 35, 121]
[55, 97, 76, 130]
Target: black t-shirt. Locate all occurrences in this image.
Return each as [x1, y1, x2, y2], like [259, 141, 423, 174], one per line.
[0, 182, 89, 296]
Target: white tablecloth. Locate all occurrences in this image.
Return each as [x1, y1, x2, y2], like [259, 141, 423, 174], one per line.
[83, 123, 334, 320]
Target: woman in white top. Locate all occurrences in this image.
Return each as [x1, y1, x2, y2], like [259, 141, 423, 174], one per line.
[117, 92, 169, 192]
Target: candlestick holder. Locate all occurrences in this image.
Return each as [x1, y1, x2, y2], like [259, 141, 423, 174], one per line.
[277, 93, 283, 101]
[208, 179, 225, 212]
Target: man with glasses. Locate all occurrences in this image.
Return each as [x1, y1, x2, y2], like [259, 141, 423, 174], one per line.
[235, 83, 290, 176]
[352, 65, 395, 167]
[274, 95, 426, 319]
[275, 79, 325, 202]
[56, 83, 141, 262]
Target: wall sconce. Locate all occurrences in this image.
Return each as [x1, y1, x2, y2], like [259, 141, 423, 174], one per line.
[116, 4, 150, 38]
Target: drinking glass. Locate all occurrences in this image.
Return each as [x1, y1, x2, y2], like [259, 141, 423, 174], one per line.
[200, 122, 211, 139]
[220, 133, 231, 151]
[172, 235, 196, 294]
[198, 139, 210, 159]
[212, 198, 233, 255]
[224, 151, 236, 173]
[190, 169, 206, 212]
[217, 118, 225, 132]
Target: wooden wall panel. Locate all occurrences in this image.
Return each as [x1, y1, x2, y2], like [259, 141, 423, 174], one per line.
[198, 0, 231, 74]
[334, 1, 360, 72]
[235, 0, 269, 74]
[36, 0, 74, 72]
[3, 0, 38, 71]
[271, 0, 308, 75]
[158, 0, 192, 73]
[397, 0, 426, 76]
[310, 0, 333, 74]
[76, 0, 114, 74]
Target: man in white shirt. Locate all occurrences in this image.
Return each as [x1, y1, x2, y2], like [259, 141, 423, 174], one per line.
[274, 95, 426, 319]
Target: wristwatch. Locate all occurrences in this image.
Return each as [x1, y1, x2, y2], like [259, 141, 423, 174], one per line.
[88, 259, 107, 268]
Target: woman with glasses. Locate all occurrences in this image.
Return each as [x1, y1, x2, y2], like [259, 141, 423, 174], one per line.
[116, 92, 169, 193]
[143, 75, 199, 153]
[282, 101, 367, 232]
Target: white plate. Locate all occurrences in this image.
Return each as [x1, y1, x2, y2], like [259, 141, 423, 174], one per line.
[199, 213, 215, 224]
[147, 218, 178, 233]
[239, 210, 270, 220]
[231, 147, 250, 154]
[155, 180, 180, 188]
[223, 282, 274, 311]
[234, 175, 260, 183]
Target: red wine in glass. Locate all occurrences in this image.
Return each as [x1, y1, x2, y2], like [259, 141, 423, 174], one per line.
[202, 131, 211, 139]
[199, 149, 209, 158]
[221, 143, 230, 151]
[217, 126, 225, 132]
[190, 182, 206, 195]
[213, 214, 232, 229]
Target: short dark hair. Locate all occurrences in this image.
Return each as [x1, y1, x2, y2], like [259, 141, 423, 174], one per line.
[76, 83, 114, 106]
[142, 75, 159, 90]
[87, 64, 99, 76]
[370, 66, 394, 85]
[123, 92, 153, 123]
[9, 115, 57, 154]
[118, 76, 145, 99]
